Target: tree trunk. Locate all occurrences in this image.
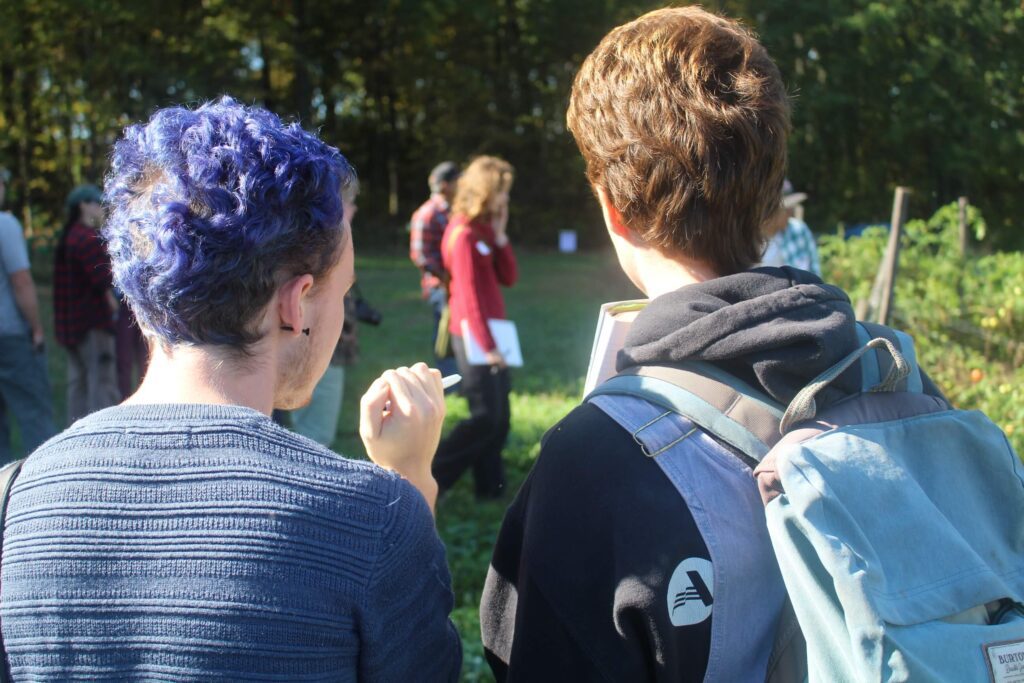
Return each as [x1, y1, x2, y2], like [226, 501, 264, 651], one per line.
[0, 61, 18, 207]
[291, 0, 311, 121]
[17, 65, 35, 235]
[259, 31, 274, 111]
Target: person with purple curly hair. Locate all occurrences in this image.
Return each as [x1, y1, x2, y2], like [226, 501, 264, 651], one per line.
[0, 97, 461, 680]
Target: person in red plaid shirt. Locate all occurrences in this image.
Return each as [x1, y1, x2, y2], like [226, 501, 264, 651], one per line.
[410, 161, 459, 374]
[54, 184, 120, 423]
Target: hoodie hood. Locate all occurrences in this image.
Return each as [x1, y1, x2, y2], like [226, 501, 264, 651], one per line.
[617, 267, 861, 406]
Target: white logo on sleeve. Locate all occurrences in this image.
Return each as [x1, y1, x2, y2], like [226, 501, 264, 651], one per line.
[667, 557, 714, 626]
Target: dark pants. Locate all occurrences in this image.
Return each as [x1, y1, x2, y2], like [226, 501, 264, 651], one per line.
[432, 334, 510, 498]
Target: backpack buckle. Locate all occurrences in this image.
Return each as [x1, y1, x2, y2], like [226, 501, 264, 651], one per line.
[632, 410, 699, 458]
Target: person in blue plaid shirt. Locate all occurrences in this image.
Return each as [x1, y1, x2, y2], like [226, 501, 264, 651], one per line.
[760, 179, 821, 276]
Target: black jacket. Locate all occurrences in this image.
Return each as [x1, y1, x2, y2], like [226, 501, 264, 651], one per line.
[480, 268, 872, 682]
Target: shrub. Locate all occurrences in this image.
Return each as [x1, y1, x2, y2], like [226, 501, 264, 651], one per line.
[820, 202, 1023, 454]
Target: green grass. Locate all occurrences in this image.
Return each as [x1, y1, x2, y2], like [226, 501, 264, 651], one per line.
[22, 248, 637, 682]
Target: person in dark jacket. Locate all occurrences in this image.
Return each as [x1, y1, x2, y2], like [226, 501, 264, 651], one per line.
[479, 7, 882, 681]
[54, 184, 119, 423]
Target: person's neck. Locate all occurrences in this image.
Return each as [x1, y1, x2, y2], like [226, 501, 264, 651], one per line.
[126, 343, 277, 415]
[633, 245, 719, 300]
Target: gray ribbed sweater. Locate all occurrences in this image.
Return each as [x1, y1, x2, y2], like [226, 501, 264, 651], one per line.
[0, 403, 461, 681]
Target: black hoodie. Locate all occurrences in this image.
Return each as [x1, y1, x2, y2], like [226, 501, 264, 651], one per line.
[620, 267, 861, 405]
[481, 268, 872, 683]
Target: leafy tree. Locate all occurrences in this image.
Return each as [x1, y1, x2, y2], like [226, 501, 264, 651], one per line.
[1, 0, 1020, 251]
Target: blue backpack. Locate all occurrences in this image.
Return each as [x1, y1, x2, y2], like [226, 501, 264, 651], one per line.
[587, 322, 1024, 682]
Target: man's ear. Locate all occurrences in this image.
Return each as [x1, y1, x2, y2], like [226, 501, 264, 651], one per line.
[595, 185, 639, 243]
[277, 273, 315, 336]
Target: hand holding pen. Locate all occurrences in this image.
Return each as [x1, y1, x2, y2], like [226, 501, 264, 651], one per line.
[358, 365, 460, 513]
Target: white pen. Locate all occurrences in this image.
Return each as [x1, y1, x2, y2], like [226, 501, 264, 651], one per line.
[383, 373, 461, 413]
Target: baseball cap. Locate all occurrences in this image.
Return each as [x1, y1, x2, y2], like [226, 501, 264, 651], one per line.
[65, 184, 104, 213]
[429, 161, 460, 189]
[781, 179, 807, 209]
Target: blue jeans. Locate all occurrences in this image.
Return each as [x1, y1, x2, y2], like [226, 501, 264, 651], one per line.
[291, 365, 345, 447]
[428, 287, 458, 380]
[0, 334, 56, 462]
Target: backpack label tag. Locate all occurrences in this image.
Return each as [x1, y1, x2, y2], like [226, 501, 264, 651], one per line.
[984, 639, 1024, 683]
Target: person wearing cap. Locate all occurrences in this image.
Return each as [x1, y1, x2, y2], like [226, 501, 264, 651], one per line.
[760, 179, 821, 276]
[0, 167, 55, 460]
[54, 183, 120, 422]
[410, 161, 460, 375]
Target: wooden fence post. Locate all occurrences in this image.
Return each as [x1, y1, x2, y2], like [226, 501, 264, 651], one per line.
[958, 196, 969, 257]
[877, 187, 911, 325]
[858, 186, 911, 324]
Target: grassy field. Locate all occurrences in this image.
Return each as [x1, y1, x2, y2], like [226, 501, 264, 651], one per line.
[23, 248, 637, 682]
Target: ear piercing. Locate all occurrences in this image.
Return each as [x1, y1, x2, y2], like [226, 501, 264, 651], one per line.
[280, 326, 310, 336]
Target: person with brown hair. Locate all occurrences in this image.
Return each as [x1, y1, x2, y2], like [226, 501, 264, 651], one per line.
[480, 6, 848, 680]
[432, 155, 517, 500]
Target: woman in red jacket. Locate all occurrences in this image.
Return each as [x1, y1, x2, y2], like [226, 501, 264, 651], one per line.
[433, 156, 517, 500]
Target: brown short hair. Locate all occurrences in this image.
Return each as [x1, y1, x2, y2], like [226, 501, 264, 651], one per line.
[567, 6, 790, 274]
[452, 156, 514, 222]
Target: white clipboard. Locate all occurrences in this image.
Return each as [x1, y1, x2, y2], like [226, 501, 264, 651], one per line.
[461, 318, 524, 367]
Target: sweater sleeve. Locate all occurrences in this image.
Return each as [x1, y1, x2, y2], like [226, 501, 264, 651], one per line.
[357, 477, 461, 682]
[493, 242, 517, 287]
[450, 229, 497, 351]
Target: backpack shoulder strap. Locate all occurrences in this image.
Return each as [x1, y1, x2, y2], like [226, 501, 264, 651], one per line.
[0, 457, 25, 683]
[586, 361, 785, 464]
[856, 322, 924, 393]
[587, 365, 804, 682]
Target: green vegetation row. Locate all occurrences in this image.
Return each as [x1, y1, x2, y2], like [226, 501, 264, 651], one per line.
[821, 202, 1023, 453]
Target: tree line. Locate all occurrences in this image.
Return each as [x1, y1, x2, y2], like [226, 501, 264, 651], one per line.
[1, 0, 1021, 252]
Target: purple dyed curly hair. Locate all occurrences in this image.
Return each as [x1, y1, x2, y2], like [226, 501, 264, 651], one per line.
[103, 96, 355, 351]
